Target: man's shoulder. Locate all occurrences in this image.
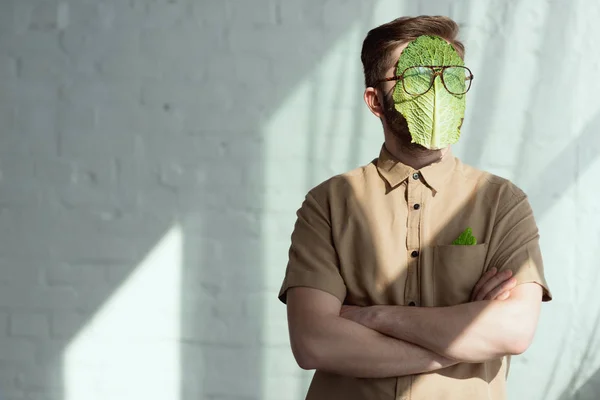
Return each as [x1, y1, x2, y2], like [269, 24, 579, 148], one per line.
[454, 159, 527, 203]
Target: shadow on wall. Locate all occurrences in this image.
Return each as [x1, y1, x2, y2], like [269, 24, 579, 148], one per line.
[561, 369, 600, 400]
[0, 1, 384, 400]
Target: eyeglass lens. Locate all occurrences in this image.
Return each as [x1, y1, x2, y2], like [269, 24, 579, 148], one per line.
[402, 66, 471, 96]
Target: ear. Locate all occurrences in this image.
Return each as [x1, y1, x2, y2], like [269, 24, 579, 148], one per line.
[364, 87, 385, 118]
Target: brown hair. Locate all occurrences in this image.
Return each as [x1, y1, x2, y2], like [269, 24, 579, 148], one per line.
[361, 16, 465, 88]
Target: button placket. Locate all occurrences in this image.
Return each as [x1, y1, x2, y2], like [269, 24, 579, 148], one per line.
[405, 172, 423, 306]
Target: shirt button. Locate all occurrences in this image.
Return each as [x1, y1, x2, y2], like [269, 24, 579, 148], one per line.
[411, 250, 419, 258]
[413, 204, 420, 210]
[408, 301, 416, 307]
[412, 172, 420, 180]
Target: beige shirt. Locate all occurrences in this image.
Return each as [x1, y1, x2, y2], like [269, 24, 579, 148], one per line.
[278, 145, 551, 400]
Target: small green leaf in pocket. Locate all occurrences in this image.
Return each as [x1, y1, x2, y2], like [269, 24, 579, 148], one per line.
[452, 227, 477, 245]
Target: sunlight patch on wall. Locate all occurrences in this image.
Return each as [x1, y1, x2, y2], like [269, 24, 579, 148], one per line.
[64, 224, 183, 400]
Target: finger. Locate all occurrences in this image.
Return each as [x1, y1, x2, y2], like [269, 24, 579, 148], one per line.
[471, 268, 497, 301]
[496, 291, 511, 301]
[471, 267, 502, 301]
[485, 279, 516, 301]
[484, 277, 517, 301]
[475, 269, 513, 301]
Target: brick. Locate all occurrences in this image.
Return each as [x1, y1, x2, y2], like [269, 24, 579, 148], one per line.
[17, 50, 69, 82]
[1, 390, 26, 400]
[0, 55, 17, 78]
[0, 104, 17, 141]
[135, 130, 225, 164]
[140, 79, 217, 112]
[20, 392, 62, 400]
[276, 1, 324, 27]
[62, 28, 143, 79]
[8, 2, 31, 35]
[55, 104, 97, 141]
[13, 106, 59, 154]
[228, 0, 279, 27]
[0, 338, 36, 363]
[58, 129, 137, 161]
[188, 1, 229, 27]
[202, 346, 262, 397]
[44, 264, 106, 287]
[50, 311, 87, 339]
[27, 1, 62, 32]
[32, 339, 70, 369]
[141, 1, 191, 30]
[9, 313, 49, 338]
[0, 180, 48, 208]
[0, 312, 8, 336]
[61, 3, 109, 31]
[181, 289, 262, 346]
[0, 365, 18, 391]
[0, 260, 42, 286]
[58, 80, 136, 108]
[0, 3, 15, 34]
[0, 286, 78, 311]
[247, 292, 290, 346]
[0, 80, 59, 111]
[3, 30, 61, 60]
[139, 26, 207, 67]
[322, 0, 376, 29]
[32, 157, 75, 187]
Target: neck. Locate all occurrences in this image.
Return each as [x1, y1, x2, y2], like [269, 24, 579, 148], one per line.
[384, 133, 449, 170]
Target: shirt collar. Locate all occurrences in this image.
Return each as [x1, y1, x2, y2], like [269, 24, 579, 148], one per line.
[376, 144, 456, 192]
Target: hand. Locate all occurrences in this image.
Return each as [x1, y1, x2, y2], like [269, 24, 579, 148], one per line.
[470, 267, 517, 302]
[340, 305, 373, 326]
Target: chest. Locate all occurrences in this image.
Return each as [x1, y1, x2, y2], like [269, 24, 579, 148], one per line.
[331, 182, 495, 306]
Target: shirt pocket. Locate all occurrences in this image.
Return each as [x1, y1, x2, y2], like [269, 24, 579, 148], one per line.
[432, 243, 488, 306]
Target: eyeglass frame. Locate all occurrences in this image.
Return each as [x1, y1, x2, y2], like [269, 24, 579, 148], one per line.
[375, 65, 474, 96]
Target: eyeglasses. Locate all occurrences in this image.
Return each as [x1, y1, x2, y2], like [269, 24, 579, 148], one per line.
[376, 65, 474, 96]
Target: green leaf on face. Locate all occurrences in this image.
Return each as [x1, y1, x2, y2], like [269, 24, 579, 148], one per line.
[393, 35, 466, 150]
[452, 227, 477, 245]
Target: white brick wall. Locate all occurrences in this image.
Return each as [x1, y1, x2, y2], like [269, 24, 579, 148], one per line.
[0, 0, 598, 399]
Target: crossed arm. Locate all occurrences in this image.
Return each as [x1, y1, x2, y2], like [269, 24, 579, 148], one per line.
[287, 286, 457, 378]
[285, 190, 547, 378]
[340, 282, 542, 363]
[286, 276, 543, 378]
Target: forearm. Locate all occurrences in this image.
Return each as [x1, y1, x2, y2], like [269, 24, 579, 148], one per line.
[298, 314, 457, 378]
[366, 300, 530, 363]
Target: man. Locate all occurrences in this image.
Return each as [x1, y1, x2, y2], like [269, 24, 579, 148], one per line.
[278, 15, 551, 400]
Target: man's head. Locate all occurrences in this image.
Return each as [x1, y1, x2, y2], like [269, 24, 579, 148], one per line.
[361, 16, 467, 151]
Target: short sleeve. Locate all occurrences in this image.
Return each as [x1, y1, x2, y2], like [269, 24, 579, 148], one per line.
[487, 193, 552, 301]
[278, 192, 347, 304]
